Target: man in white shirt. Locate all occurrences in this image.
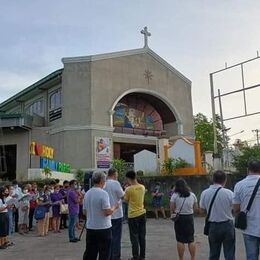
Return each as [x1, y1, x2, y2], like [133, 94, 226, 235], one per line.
[200, 171, 235, 260]
[83, 171, 118, 260]
[233, 160, 260, 260]
[104, 168, 124, 260]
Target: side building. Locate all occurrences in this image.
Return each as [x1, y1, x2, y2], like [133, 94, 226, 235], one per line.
[0, 46, 193, 181]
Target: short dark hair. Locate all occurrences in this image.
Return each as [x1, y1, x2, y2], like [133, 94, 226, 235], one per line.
[248, 160, 260, 174]
[126, 170, 136, 180]
[108, 168, 117, 177]
[213, 170, 226, 184]
[63, 180, 69, 185]
[55, 179, 60, 184]
[12, 180, 18, 185]
[69, 180, 77, 186]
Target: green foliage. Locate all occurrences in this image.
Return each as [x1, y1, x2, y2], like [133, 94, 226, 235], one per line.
[163, 158, 175, 175]
[42, 166, 52, 178]
[75, 169, 84, 183]
[174, 158, 191, 168]
[232, 146, 260, 175]
[112, 159, 126, 181]
[194, 113, 224, 156]
[163, 157, 190, 175]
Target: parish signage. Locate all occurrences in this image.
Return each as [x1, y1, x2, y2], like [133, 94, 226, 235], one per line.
[30, 142, 54, 159]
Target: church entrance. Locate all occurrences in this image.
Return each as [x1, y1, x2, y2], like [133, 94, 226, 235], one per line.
[114, 142, 156, 162]
[0, 144, 17, 181]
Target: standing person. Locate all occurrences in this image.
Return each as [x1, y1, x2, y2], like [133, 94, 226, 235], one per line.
[12, 180, 21, 232]
[28, 183, 37, 231]
[200, 171, 235, 260]
[50, 185, 63, 233]
[170, 179, 197, 260]
[124, 170, 146, 260]
[59, 180, 69, 229]
[6, 185, 15, 236]
[18, 185, 30, 235]
[104, 168, 125, 260]
[0, 187, 12, 249]
[37, 186, 51, 236]
[83, 171, 119, 260]
[67, 180, 80, 242]
[233, 160, 260, 260]
[151, 182, 166, 219]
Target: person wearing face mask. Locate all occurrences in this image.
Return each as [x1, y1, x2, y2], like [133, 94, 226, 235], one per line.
[28, 183, 38, 231]
[12, 180, 21, 233]
[18, 185, 30, 235]
[0, 187, 13, 249]
[59, 180, 69, 229]
[5, 185, 15, 236]
[67, 180, 80, 242]
[50, 185, 63, 233]
[151, 182, 166, 219]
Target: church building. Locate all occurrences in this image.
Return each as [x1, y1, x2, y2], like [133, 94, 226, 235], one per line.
[0, 27, 194, 181]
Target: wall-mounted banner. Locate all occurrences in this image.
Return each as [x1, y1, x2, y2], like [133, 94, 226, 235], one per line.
[30, 142, 54, 159]
[40, 157, 71, 173]
[95, 137, 112, 169]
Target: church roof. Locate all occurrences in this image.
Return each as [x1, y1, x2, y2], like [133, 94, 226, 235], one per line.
[0, 47, 190, 112]
[62, 47, 191, 84]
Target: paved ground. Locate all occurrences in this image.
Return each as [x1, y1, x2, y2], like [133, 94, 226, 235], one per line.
[1, 217, 246, 260]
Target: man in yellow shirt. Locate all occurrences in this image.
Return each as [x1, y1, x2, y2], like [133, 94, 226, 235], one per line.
[124, 170, 146, 260]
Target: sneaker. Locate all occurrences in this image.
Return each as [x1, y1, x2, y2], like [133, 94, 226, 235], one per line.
[0, 245, 7, 249]
[69, 239, 78, 243]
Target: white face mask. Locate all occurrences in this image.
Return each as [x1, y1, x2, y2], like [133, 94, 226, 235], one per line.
[102, 183, 106, 189]
[23, 190, 28, 194]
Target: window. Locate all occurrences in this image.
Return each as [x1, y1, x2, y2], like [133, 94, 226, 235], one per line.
[26, 100, 44, 116]
[50, 89, 61, 111]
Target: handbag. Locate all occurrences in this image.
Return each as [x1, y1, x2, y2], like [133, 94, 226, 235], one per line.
[34, 206, 46, 220]
[171, 197, 186, 222]
[235, 178, 260, 230]
[60, 203, 69, 214]
[204, 187, 222, 236]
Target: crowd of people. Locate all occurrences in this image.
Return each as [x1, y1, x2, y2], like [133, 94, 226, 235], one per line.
[0, 179, 86, 248]
[0, 160, 259, 260]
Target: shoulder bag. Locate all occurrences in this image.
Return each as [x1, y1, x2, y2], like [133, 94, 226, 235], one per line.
[235, 178, 260, 230]
[204, 187, 222, 236]
[171, 197, 186, 222]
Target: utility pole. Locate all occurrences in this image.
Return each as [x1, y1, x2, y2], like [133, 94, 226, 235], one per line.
[252, 129, 260, 146]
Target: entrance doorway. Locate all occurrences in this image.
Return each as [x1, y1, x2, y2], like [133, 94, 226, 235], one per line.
[0, 145, 16, 180]
[114, 142, 156, 162]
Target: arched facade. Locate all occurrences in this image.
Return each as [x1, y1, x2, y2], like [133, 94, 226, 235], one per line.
[110, 88, 183, 136]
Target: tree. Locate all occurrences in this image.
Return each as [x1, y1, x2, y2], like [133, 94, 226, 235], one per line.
[232, 146, 260, 175]
[111, 159, 126, 181]
[194, 113, 224, 157]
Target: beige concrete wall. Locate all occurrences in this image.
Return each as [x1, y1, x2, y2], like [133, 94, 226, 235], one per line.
[90, 53, 194, 136]
[2, 128, 30, 181]
[62, 62, 91, 125]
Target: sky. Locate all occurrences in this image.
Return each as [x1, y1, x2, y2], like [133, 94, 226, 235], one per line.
[1, 0, 260, 144]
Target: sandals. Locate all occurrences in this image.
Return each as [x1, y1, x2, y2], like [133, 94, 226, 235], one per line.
[0, 244, 7, 249]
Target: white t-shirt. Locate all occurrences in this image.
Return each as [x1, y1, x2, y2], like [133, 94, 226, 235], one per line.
[83, 187, 112, 230]
[104, 179, 124, 219]
[0, 198, 7, 213]
[200, 184, 234, 222]
[233, 175, 260, 237]
[170, 192, 197, 215]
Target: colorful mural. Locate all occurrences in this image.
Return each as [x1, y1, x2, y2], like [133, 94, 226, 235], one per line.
[113, 98, 163, 131]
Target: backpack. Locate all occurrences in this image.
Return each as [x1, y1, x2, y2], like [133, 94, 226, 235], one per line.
[34, 206, 46, 220]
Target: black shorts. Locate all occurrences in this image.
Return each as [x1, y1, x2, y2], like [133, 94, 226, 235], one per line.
[174, 214, 194, 243]
[0, 212, 9, 237]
